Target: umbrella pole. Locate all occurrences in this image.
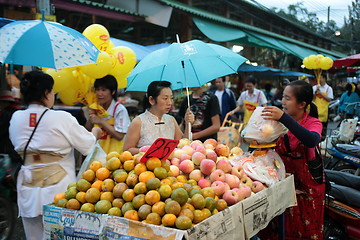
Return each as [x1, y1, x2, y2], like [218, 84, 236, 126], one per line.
[181, 60, 192, 141]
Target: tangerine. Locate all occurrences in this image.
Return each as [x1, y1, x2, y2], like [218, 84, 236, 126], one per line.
[175, 216, 192, 230]
[146, 158, 161, 171]
[134, 163, 147, 176]
[106, 157, 121, 171]
[121, 151, 133, 163]
[91, 180, 103, 191]
[162, 213, 177, 227]
[151, 201, 166, 217]
[138, 204, 152, 220]
[122, 189, 135, 202]
[76, 179, 91, 192]
[145, 190, 160, 205]
[165, 200, 181, 216]
[139, 171, 155, 183]
[112, 169, 127, 183]
[96, 167, 110, 180]
[179, 209, 194, 221]
[85, 188, 101, 204]
[56, 198, 68, 208]
[106, 151, 121, 161]
[112, 198, 125, 208]
[132, 194, 146, 209]
[95, 200, 112, 214]
[82, 169, 95, 182]
[80, 203, 95, 212]
[102, 179, 115, 192]
[89, 161, 102, 172]
[66, 199, 80, 210]
[146, 212, 161, 225]
[54, 192, 66, 204]
[76, 192, 86, 204]
[124, 209, 139, 221]
[100, 192, 114, 202]
[123, 160, 135, 172]
[108, 207, 121, 216]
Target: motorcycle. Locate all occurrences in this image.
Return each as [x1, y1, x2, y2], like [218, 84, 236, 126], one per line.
[0, 154, 16, 240]
[324, 169, 360, 240]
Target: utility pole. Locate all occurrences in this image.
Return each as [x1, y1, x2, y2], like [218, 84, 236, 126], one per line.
[36, 0, 54, 15]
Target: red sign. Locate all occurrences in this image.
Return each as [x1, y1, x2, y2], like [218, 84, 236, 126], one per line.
[140, 138, 179, 163]
[29, 113, 37, 127]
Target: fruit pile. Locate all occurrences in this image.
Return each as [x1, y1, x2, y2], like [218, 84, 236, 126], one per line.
[53, 138, 267, 230]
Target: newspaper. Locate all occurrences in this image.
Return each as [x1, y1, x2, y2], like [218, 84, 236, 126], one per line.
[242, 175, 297, 238]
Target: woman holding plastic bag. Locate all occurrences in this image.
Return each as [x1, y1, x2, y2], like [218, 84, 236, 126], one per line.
[259, 80, 325, 239]
[85, 75, 130, 154]
[9, 71, 102, 240]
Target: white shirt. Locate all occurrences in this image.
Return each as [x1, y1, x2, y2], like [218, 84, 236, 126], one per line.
[215, 90, 224, 112]
[9, 104, 96, 217]
[312, 84, 334, 100]
[136, 110, 176, 148]
[104, 100, 130, 133]
[237, 89, 267, 106]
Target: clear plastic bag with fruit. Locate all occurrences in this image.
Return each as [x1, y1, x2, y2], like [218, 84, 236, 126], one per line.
[241, 107, 288, 144]
[77, 143, 106, 180]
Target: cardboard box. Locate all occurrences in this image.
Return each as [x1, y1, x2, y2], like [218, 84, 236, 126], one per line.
[43, 175, 296, 240]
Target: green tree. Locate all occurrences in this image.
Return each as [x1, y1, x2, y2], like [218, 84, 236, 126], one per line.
[339, 0, 360, 54]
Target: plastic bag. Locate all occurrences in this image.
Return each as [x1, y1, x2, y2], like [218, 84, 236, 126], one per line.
[241, 107, 288, 144]
[230, 150, 285, 186]
[77, 143, 106, 180]
[339, 118, 358, 142]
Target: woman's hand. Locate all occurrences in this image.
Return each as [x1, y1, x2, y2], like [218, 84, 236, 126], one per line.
[185, 108, 194, 125]
[91, 126, 103, 139]
[89, 113, 103, 125]
[261, 106, 284, 121]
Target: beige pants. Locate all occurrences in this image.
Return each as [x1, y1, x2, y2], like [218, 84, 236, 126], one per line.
[22, 215, 44, 240]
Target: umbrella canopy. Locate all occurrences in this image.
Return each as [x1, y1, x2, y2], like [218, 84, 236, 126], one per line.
[238, 63, 282, 72]
[127, 39, 247, 91]
[273, 71, 313, 77]
[110, 37, 151, 61]
[333, 53, 360, 68]
[0, 20, 99, 69]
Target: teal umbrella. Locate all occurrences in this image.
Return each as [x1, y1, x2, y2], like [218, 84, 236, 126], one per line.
[127, 39, 247, 91]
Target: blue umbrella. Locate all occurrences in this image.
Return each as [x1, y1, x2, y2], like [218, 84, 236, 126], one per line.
[110, 37, 151, 61]
[127, 39, 247, 91]
[0, 20, 99, 69]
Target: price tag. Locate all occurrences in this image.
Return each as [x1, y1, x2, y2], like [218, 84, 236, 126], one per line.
[140, 138, 179, 163]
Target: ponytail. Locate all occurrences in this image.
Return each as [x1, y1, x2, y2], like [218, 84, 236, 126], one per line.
[143, 81, 171, 112]
[309, 102, 318, 118]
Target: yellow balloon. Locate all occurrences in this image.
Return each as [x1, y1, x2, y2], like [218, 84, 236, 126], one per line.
[307, 55, 317, 69]
[112, 74, 128, 89]
[82, 24, 110, 52]
[320, 57, 333, 70]
[108, 46, 137, 76]
[80, 51, 112, 79]
[45, 68, 75, 93]
[107, 40, 114, 53]
[58, 78, 83, 105]
[75, 72, 91, 97]
[302, 57, 309, 68]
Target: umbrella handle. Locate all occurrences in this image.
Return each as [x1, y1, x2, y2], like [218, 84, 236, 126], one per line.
[188, 122, 192, 141]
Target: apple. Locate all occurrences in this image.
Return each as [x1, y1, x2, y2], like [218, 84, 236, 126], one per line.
[206, 151, 218, 162]
[242, 176, 253, 188]
[232, 188, 245, 201]
[173, 149, 185, 159]
[169, 165, 180, 177]
[217, 159, 232, 173]
[215, 144, 230, 157]
[223, 182, 230, 192]
[238, 183, 252, 198]
[211, 181, 226, 196]
[182, 145, 194, 156]
[230, 147, 243, 156]
[209, 169, 226, 182]
[195, 145, 206, 155]
[179, 160, 194, 174]
[190, 140, 203, 150]
[222, 190, 239, 206]
[198, 178, 211, 188]
[179, 153, 191, 162]
[225, 174, 240, 189]
[204, 144, 214, 150]
[200, 159, 216, 176]
[189, 169, 204, 182]
[204, 138, 218, 148]
[177, 138, 191, 148]
[139, 145, 150, 153]
[171, 157, 180, 167]
[231, 165, 245, 179]
[191, 152, 206, 166]
[251, 181, 266, 193]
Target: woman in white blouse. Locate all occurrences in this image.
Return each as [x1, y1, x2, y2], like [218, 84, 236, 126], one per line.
[124, 81, 193, 154]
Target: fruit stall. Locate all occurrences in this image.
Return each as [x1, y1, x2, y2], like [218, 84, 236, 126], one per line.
[44, 137, 296, 240]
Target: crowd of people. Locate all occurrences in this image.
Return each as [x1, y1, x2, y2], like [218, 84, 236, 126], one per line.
[1, 68, 360, 239]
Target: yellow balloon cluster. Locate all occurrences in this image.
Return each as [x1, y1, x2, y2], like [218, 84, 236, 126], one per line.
[303, 54, 333, 84]
[303, 54, 333, 70]
[44, 24, 137, 105]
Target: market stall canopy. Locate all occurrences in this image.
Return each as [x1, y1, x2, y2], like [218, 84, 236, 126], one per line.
[333, 53, 360, 68]
[273, 71, 313, 77]
[238, 63, 282, 72]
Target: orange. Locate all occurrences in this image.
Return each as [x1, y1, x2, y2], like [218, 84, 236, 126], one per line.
[108, 207, 121, 216]
[139, 171, 155, 183]
[112, 169, 127, 183]
[181, 203, 195, 212]
[106, 157, 121, 171]
[82, 169, 95, 182]
[134, 163, 147, 176]
[122, 189, 135, 202]
[112, 198, 125, 208]
[146, 212, 161, 225]
[106, 151, 121, 161]
[160, 178, 172, 185]
[165, 200, 181, 216]
[124, 209, 139, 221]
[100, 192, 114, 202]
[89, 161, 102, 172]
[179, 209, 194, 221]
[95, 200, 112, 214]
[132, 194, 146, 209]
[176, 175, 188, 183]
[145, 190, 160, 206]
[85, 188, 101, 204]
[54, 192, 66, 204]
[121, 151, 133, 163]
[76, 179, 91, 192]
[123, 160, 135, 172]
[102, 179, 115, 192]
[171, 182, 184, 191]
[56, 198, 68, 208]
[91, 180, 103, 191]
[158, 184, 172, 200]
[162, 213, 177, 227]
[80, 203, 95, 212]
[66, 199, 81, 210]
[175, 216, 192, 230]
[145, 158, 161, 171]
[76, 192, 86, 204]
[96, 167, 110, 180]
[151, 201, 166, 217]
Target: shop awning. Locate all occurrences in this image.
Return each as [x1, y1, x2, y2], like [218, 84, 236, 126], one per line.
[192, 17, 342, 59]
